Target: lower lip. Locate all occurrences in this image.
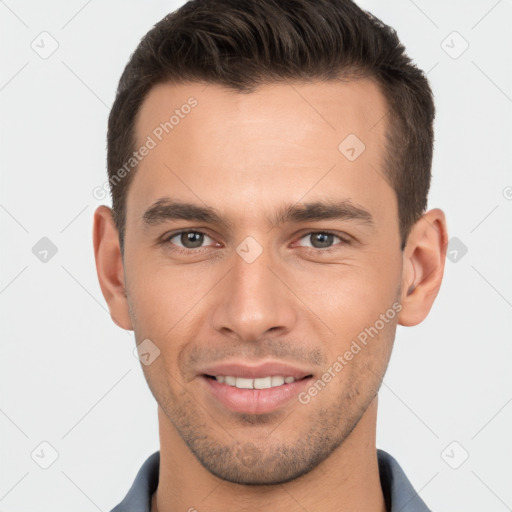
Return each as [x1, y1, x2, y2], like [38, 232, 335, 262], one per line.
[201, 376, 312, 414]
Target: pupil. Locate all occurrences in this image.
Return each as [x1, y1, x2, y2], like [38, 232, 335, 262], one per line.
[181, 232, 203, 248]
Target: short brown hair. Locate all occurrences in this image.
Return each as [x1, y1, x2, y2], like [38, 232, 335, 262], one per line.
[107, 0, 435, 253]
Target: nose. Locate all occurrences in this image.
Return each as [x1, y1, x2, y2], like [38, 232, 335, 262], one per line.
[211, 247, 297, 342]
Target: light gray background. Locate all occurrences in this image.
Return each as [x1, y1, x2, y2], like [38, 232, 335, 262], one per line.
[1, 1, 511, 510]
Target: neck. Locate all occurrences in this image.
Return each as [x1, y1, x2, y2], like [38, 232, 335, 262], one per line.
[152, 396, 385, 512]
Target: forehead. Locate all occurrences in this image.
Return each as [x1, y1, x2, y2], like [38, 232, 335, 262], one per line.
[127, 78, 393, 225]
[135, 78, 388, 155]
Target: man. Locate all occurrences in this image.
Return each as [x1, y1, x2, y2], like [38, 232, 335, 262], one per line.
[93, 0, 448, 510]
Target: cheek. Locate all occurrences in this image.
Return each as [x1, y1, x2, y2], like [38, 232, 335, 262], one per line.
[291, 258, 400, 341]
[126, 255, 212, 334]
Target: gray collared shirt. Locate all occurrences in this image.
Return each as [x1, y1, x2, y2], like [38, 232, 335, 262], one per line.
[110, 449, 431, 511]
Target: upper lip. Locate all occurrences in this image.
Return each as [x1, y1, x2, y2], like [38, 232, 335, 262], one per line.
[200, 361, 313, 380]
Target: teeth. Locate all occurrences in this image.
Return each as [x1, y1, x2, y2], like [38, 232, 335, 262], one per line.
[254, 377, 271, 389]
[214, 375, 297, 389]
[271, 376, 284, 386]
[236, 377, 254, 389]
[225, 376, 236, 386]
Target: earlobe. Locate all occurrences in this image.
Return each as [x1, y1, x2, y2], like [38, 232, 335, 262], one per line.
[92, 205, 133, 331]
[398, 208, 448, 327]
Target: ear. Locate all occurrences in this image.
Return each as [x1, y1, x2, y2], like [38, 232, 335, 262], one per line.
[398, 208, 448, 327]
[92, 205, 133, 330]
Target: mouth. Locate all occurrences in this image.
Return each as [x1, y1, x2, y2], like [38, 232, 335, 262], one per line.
[203, 374, 312, 389]
[199, 363, 314, 414]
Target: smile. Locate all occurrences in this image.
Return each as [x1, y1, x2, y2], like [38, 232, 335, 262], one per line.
[210, 375, 298, 389]
[201, 374, 313, 414]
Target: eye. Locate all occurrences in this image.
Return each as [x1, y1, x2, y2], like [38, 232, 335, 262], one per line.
[296, 232, 345, 249]
[167, 231, 215, 249]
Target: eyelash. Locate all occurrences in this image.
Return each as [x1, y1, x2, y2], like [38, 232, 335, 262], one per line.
[161, 229, 351, 254]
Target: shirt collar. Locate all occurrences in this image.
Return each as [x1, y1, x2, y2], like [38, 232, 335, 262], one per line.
[110, 449, 431, 512]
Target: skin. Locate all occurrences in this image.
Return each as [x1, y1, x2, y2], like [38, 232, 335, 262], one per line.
[93, 78, 448, 512]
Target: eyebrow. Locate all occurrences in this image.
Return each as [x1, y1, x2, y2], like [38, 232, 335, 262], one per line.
[141, 197, 375, 229]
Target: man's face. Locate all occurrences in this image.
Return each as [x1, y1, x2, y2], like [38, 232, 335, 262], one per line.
[123, 79, 403, 484]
